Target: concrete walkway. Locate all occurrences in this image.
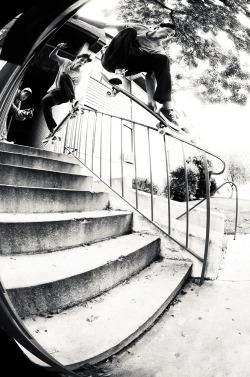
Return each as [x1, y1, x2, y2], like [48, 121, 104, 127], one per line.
[94, 235, 250, 377]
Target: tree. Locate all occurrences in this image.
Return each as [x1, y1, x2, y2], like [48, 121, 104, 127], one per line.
[225, 155, 247, 197]
[110, 0, 250, 105]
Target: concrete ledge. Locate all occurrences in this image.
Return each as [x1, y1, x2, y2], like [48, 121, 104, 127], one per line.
[164, 218, 223, 279]
[126, 189, 225, 234]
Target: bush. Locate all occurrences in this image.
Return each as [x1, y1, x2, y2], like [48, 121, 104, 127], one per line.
[210, 177, 217, 196]
[132, 177, 162, 195]
[166, 163, 199, 202]
[165, 156, 218, 202]
[187, 155, 218, 199]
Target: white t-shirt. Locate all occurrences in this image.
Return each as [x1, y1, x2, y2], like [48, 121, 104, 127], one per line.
[48, 57, 83, 92]
[126, 23, 165, 54]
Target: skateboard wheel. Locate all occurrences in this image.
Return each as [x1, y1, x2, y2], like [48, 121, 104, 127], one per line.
[106, 91, 112, 97]
[156, 122, 164, 129]
[158, 128, 166, 135]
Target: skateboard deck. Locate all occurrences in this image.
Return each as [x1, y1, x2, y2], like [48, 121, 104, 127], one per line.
[42, 103, 84, 145]
[101, 72, 196, 142]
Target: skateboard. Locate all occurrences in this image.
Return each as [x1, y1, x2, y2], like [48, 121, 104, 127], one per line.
[42, 103, 84, 145]
[100, 72, 190, 139]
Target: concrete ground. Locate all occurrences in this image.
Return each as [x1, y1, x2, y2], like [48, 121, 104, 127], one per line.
[92, 234, 250, 377]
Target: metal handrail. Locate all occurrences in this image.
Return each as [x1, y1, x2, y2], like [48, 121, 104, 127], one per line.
[65, 146, 204, 263]
[58, 100, 227, 285]
[177, 181, 238, 241]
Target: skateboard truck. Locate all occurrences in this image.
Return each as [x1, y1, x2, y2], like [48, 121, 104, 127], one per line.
[51, 135, 61, 145]
[65, 146, 78, 154]
[106, 77, 122, 97]
[70, 106, 85, 118]
[156, 122, 167, 135]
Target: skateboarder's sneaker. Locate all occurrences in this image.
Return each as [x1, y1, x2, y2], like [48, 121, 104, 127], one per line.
[110, 68, 125, 84]
[0, 138, 14, 144]
[159, 108, 181, 130]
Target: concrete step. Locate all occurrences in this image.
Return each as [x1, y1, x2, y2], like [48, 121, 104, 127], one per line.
[0, 185, 109, 213]
[21, 259, 192, 368]
[0, 150, 82, 174]
[0, 210, 133, 255]
[1, 233, 161, 318]
[0, 141, 77, 164]
[0, 163, 93, 190]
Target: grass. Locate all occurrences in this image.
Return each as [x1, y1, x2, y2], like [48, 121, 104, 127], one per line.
[191, 196, 250, 235]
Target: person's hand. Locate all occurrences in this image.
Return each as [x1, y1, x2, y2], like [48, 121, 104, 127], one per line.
[23, 108, 34, 118]
[57, 43, 67, 49]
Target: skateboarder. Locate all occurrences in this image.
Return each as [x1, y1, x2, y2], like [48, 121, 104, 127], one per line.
[41, 43, 92, 142]
[76, 15, 179, 128]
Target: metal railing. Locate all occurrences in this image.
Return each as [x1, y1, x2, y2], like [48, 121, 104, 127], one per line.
[51, 95, 229, 286]
[177, 181, 238, 240]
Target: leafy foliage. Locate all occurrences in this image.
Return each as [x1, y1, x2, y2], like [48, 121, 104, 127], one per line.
[168, 163, 199, 201]
[186, 155, 217, 198]
[132, 177, 162, 195]
[110, 0, 250, 104]
[164, 155, 218, 202]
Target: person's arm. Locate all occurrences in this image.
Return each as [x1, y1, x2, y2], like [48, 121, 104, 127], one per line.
[10, 103, 26, 121]
[75, 15, 124, 31]
[49, 42, 67, 64]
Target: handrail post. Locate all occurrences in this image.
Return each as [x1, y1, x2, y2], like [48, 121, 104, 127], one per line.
[164, 135, 171, 235]
[234, 184, 238, 240]
[91, 111, 97, 171]
[84, 110, 90, 164]
[99, 113, 103, 178]
[200, 151, 211, 285]
[182, 143, 189, 248]
[109, 116, 113, 187]
[133, 123, 139, 209]
[147, 127, 154, 222]
[121, 118, 124, 197]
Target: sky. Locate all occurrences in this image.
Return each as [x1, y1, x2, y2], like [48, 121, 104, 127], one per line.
[78, 0, 250, 157]
[78, 0, 118, 22]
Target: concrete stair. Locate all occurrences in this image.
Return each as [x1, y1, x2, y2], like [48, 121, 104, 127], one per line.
[0, 211, 133, 255]
[2, 233, 161, 317]
[22, 258, 192, 369]
[0, 142, 192, 369]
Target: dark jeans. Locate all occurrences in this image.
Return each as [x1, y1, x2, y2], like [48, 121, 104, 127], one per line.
[101, 28, 172, 103]
[41, 73, 74, 131]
